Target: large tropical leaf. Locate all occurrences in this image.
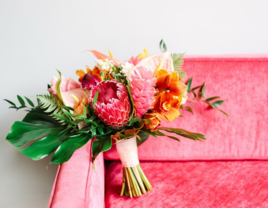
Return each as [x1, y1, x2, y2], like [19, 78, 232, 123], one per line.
[18, 129, 67, 160]
[6, 106, 68, 160]
[51, 134, 93, 164]
[92, 134, 112, 161]
[6, 121, 66, 148]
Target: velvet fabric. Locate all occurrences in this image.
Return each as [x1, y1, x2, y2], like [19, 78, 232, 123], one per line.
[105, 55, 268, 161]
[48, 140, 105, 208]
[48, 55, 268, 208]
[105, 161, 268, 208]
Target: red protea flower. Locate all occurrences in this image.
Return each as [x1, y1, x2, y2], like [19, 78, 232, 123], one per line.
[81, 74, 100, 90]
[89, 80, 131, 129]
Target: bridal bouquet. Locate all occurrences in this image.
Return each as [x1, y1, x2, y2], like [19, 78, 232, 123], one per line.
[4, 40, 227, 198]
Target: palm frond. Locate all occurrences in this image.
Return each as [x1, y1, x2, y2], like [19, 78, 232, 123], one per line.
[37, 94, 65, 123]
[171, 53, 185, 71]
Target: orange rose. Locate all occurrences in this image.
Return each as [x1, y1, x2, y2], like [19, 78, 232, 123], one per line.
[152, 91, 181, 121]
[144, 113, 161, 131]
[155, 70, 187, 97]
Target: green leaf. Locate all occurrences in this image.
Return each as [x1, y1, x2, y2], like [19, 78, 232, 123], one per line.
[23, 106, 61, 126]
[53, 113, 70, 123]
[24, 96, 35, 107]
[167, 136, 180, 142]
[140, 130, 157, 138]
[137, 131, 149, 146]
[6, 120, 65, 148]
[211, 100, 224, 108]
[72, 114, 86, 120]
[37, 94, 65, 123]
[159, 39, 167, 52]
[4, 99, 16, 107]
[177, 71, 187, 78]
[93, 89, 100, 107]
[91, 127, 97, 137]
[17, 95, 25, 106]
[129, 117, 142, 124]
[62, 106, 74, 111]
[201, 83, 206, 98]
[154, 130, 166, 136]
[158, 127, 205, 141]
[219, 109, 229, 118]
[55, 70, 63, 102]
[171, 53, 185, 71]
[190, 85, 203, 91]
[97, 127, 104, 135]
[205, 96, 220, 101]
[18, 129, 67, 160]
[92, 134, 112, 161]
[187, 77, 193, 93]
[51, 134, 92, 164]
[184, 106, 194, 114]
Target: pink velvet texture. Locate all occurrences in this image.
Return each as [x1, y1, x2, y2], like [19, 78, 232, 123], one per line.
[106, 161, 268, 208]
[105, 55, 268, 161]
[48, 140, 105, 208]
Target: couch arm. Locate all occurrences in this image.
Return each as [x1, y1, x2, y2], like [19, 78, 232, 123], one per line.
[48, 140, 105, 208]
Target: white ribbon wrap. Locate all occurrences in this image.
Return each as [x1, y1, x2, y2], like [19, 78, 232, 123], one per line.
[116, 137, 139, 167]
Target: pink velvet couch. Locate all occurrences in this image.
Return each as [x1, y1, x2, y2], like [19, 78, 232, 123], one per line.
[48, 55, 268, 208]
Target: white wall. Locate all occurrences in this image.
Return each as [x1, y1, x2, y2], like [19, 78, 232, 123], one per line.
[0, 0, 267, 207]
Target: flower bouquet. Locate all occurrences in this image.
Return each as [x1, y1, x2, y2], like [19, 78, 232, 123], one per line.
[4, 40, 227, 198]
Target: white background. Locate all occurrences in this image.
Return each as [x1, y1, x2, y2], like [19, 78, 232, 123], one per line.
[0, 1, 267, 207]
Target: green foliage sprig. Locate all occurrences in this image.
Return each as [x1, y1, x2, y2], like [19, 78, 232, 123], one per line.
[184, 77, 229, 118]
[37, 94, 66, 123]
[4, 96, 35, 111]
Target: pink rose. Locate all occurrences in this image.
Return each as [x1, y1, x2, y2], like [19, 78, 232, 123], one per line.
[48, 76, 81, 95]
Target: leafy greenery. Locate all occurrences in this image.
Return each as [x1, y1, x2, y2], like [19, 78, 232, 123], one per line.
[158, 127, 206, 141]
[171, 53, 185, 70]
[183, 77, 229, 118]
[159, 39, 167, 52]
[4, 95, 35, 111]
[37, 94, 66, 124]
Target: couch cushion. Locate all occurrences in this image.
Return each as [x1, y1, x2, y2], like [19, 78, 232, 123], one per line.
[104, 55, 268, 161]
[48, 140, 105, 208]
[105, 161, 268, 208]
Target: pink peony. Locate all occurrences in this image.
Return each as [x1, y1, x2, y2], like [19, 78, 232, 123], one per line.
[128, 56, 141, 66]
[89, 80, 131, 129]
[131, 66, 156, 118]
[48, 76, 81, 95]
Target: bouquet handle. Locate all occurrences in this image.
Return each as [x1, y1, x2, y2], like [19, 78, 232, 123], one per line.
[116, 137, 152, 198]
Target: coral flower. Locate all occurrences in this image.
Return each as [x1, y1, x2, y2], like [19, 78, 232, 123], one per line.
[144, 113, 161, 131]
[131, 66, 157, 118]
[48, 76, 81, 96]
[128, 56, 141, 66]
[153, 91, 181, 121]
[155, 70, 187, 97]
[89, 80, 131, 129]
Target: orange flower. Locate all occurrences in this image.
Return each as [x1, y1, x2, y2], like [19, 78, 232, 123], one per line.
[155, 70, 187, 96]
[74, 98, 89, 116]
[144, 113, 161, 131]
[76, 66, 105, 81]
[152, 91, 181, 121]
